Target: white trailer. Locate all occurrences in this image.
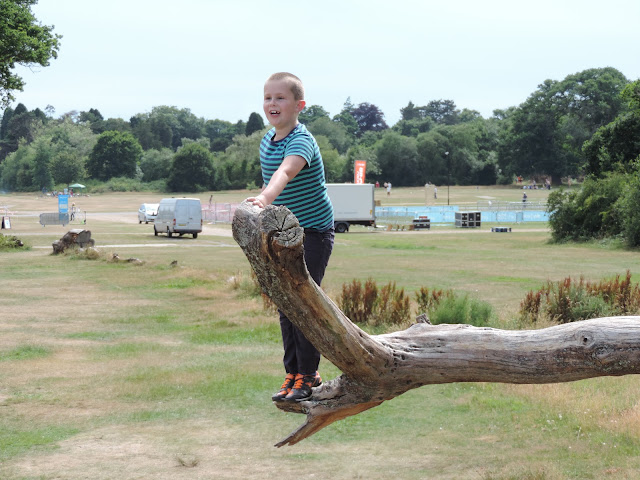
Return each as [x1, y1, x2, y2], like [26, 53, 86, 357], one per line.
[326, 183, 376, 233]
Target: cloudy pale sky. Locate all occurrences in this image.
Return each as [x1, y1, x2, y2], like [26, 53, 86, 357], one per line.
[12, 0, 640, 125]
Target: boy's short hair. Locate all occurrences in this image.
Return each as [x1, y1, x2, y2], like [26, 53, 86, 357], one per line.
[267, 72, 305, 101]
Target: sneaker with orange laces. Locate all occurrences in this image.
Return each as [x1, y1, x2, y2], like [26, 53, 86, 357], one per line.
[284, 372, 322, 402]
[272, 373, 296, 402]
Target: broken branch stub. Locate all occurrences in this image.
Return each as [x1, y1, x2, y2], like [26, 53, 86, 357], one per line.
[231, 201, 640, 447]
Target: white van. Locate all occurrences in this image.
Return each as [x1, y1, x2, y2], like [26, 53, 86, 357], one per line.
[154, 197, 202, 238]
[138, 203, 159, 224]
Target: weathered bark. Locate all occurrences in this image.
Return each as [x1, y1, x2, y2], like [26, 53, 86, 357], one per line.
[232, 201, 640, 447]
[52, 229, 94, 254]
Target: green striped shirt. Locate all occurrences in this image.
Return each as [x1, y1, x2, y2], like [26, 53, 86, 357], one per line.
[259, 123, 334, 231]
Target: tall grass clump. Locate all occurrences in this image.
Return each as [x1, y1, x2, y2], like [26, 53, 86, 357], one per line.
[338, 278, 411, 327]
[520, 270, 640, 324]
[415, 286, 494, 327]
[414, 286, 452, 313]
[229, 270, 276, 312]
[427, 294, 494, 327]
[338, 279, 494, 328]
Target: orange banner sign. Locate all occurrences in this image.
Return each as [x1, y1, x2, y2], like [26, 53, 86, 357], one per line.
[354, 160, 367, 184]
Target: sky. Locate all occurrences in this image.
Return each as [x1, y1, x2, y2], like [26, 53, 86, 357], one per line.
[11, 0, 640, 126]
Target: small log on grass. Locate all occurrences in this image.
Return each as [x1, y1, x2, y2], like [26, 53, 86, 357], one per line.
[231, 201, 640, 447]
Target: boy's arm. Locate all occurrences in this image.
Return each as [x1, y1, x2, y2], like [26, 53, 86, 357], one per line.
[247, 155, 307, 208]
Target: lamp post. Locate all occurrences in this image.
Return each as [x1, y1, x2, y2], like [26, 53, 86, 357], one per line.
[445, 151, 450, 206]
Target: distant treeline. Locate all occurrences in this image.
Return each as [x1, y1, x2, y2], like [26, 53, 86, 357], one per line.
[0, 67, 638, 195]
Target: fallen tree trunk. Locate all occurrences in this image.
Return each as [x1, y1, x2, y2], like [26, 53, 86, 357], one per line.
[231, 201, 640, 447]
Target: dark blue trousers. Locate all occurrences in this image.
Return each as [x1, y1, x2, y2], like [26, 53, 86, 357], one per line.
[279, 228, 334, 375]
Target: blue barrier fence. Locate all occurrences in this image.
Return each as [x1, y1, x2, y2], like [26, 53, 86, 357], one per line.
[376, 205, 549, 224]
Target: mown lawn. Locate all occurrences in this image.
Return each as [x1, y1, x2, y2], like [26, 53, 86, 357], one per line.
[1, 188, 639, 479]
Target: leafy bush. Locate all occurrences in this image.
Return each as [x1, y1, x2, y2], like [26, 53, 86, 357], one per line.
[548, 162, 640, 247]
[616, 159, 640, 247]
[0, 233, 26, 250]
[519, 271, 640, 324]
[89, 176, 146, 193]
[428, 294, 493, 327]
[547, 172, 627, 243]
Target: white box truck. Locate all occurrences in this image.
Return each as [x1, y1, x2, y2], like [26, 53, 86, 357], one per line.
[326, 183, 376, 233]
[154, 197, 202, 238]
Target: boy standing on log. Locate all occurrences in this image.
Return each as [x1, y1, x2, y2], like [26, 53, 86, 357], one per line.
[246, 72, 334, 402]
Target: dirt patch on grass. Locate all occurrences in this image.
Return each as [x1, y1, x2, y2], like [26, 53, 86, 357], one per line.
[5, 421, 238, 480]
[3, 418, 452, 480]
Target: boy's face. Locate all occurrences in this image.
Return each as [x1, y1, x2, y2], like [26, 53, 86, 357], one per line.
[263, 79, 306, 131]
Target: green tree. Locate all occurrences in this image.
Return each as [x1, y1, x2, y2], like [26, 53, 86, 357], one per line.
[215, 131, 262, 189]
[423, 100, 460, 125]
[31, 137, 53, 190]
[0, 106, 14, 159]
[374, 131, 418, 186]
[0, 0, 62, 106]
[416, 129, 449, 185]
[139, 148, 172, 182]
[498, 68, 629, 183]
[299, 104, 330, 125]
[314, 134, 345, 183]
[46, 118, 94, 184]
[332, 98, 359, 137]
[131, 112, 171, 150]
[351, 102, 388, 136]
[548, 80, 640, 247]
[623, 80, 640, 110]
[392, 117, 434, 137]
[583, 79, 640, 178]
[47, 116, 96, 160]
[131, 106, 204, 151]
[1, 115, 95, 188]
[308, 116, 352, 154]
[245, 112, 265, 136]
[101, 117, 131, 133]
[205, 118, 241, 152]
[50, 150, 85, 185]
[583, 114, 640, 178]
[79, 108, 105, 134]
[0, 106, 14, 140]
[8, 104, 41, 143]
[167, 142, 215, 192]
[1, 103, 44, 160]
[446, 121, 498, 185]
[412, 119, 498, 187]
[0, 143, 33, 190]
[400, 101, 420, 121]
[87, 131, 142, 181]
[458, 108, 482, 123]
[400, 100, 462, 125]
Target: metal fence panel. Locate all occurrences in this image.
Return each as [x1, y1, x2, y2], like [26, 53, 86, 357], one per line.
[39, 212, 70, 226]
[202, 203, 239, 224]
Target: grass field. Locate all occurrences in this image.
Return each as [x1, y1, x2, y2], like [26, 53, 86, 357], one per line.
[1, 186, 640, 479]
